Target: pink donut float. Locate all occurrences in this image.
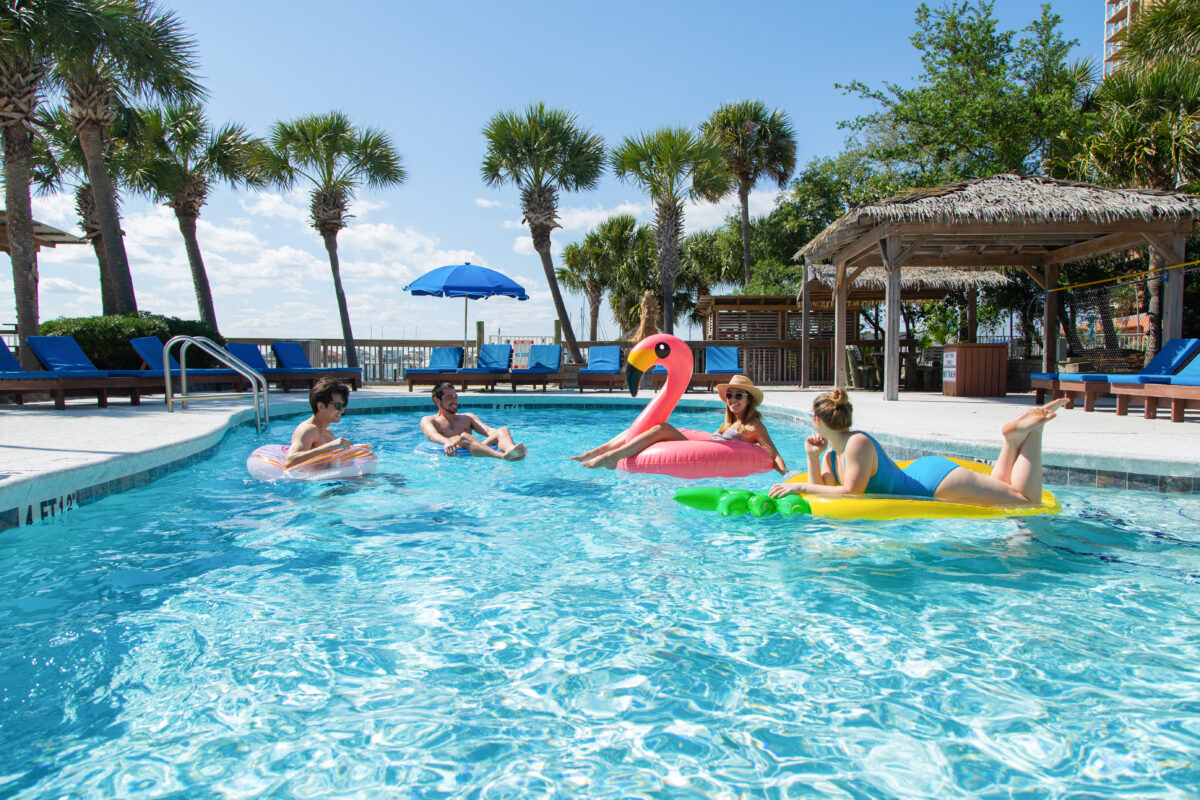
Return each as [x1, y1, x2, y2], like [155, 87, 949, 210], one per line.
[616, 334, 775, 479]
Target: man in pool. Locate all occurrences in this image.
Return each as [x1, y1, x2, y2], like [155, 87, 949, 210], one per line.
[284, 377, 371, 469]
[421, 382, 526, 460]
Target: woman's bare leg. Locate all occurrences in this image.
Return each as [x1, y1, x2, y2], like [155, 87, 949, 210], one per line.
[935, 399, 1065, 505]
[572, 430, 629, 462]
[582, 424, 687, 469]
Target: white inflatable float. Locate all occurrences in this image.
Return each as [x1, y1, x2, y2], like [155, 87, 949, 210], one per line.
[247, 444, 378, 481]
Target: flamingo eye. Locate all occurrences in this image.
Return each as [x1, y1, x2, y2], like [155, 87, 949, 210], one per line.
[654, 342, 670, 360]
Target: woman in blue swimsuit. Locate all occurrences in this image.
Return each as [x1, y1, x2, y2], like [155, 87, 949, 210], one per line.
[768, 388, 1067, 506]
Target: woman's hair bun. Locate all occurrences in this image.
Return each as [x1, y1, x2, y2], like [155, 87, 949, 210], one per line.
[830, 387, 849, 406]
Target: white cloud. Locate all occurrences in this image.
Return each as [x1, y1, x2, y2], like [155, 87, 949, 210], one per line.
[512, 236, 535, 256]
[40, 277, 98, 297]
[31, 193, 83, 232]
[475, 197, 504, 208]
[239, 191, 310, 224]
[557, 201, 649, 232]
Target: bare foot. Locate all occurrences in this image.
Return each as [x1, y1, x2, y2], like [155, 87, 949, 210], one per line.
[571, 446, 606, 462]
[582, 453, 620, 470]
[1003, 399, 1067, 440]
[503, 443, 527, 461]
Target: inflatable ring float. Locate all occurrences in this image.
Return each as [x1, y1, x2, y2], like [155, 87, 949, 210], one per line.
[414, 441, 499, 457]
[674, 458, 1059, 520]
[617, 334, 774, 479]
[247, 443, 378, 481]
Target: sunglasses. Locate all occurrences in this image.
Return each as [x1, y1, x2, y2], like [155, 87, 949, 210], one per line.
[724, 391, 748, 401]
[331, 402, 347, 411]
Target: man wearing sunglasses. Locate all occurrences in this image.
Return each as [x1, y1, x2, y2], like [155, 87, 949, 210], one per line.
[284, 377, 371, 469]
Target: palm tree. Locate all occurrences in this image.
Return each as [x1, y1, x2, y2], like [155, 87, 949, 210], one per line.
[54, 0, 201, 314]
[556, 213, 642, 340]
[1119, 0, 1200, 65]
[0, 0, 132, 367]
[255, 111, 405, 370]
[701, 100, 797, 284]
[129, 102, 263, 332]
[611, 127, 730, 334]
[481, 102, 605, 364]
[31, 104, 142, 315]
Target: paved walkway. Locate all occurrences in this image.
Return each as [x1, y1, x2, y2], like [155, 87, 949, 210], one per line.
[2, 386, 1198, 529]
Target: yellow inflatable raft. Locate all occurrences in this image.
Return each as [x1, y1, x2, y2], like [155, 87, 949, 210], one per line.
[674, 458, 1059, 521]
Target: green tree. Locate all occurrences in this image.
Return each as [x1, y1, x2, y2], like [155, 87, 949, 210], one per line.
[256, 111, 406, 370]
[1119, 0, 1200, 65]
[837, 1, 1090, 185]
[129, 102, 263, 332]
[55, 0, 202, 315]
[611, 127, 730, 334]
[701, 100, 797, 284]
[481, 103, 605, 363]
[0, 0, 134, 367]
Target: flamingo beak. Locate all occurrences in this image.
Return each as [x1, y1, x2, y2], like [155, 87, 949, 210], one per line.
[625, 347, 657, 398]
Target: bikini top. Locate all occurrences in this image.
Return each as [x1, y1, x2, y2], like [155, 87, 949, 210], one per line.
[712, 425, 748, 443]
[827, 432, 927, 496]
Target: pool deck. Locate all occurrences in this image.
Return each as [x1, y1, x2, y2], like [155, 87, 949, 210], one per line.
[2, 386, 1198, 529]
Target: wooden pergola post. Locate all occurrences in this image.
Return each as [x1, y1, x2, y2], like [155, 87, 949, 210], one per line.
[800, 263, 810, 388]
[834, 261, 848, 388]
[1043, 262, 1059, 373]
[1146, 232, 1188, 342]
[878, 236, 907, 401]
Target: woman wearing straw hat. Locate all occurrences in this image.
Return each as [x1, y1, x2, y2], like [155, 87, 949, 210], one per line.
[575, 374, 786, 473]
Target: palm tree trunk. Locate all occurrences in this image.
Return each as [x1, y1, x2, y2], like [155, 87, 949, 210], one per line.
[175, 210, 219, 331]
[1147, 249, 1164, 361]
[3, 123, 39, 369]
[586, 279, 601, 341]
[77, 121, 136, 313]
[75, 184, 117, 314]
[739, 180, 752, 285]
[530, 222, 582, 364]
[654, 200, 684, 335]
[321, 230, 359, 369]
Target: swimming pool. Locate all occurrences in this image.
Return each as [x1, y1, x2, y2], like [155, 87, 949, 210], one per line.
[2, 406, 1198, 797]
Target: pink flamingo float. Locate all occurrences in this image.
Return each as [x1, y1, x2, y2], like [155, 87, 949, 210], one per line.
[616, 334, 775, 478]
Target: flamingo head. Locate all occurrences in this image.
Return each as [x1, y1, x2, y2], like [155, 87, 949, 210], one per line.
[625, 333, 692, 397]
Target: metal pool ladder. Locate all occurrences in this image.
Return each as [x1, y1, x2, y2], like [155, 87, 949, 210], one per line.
[163, 336, 270, 432]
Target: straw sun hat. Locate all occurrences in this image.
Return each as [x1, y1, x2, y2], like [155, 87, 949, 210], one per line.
[714, 374, 763, 404]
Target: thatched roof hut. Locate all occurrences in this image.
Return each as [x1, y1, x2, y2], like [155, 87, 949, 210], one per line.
[791, 174, 1200, 394]
[805, 265, 1009, 292]
[797, 174, 1200, 268]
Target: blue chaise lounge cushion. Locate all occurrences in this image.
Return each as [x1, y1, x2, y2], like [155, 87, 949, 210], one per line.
[457, 344, 511, 374]
[25, 336, 110, 377]
[405, 346, 463, 375]
[578, 346, 621, 374]
[515, 345, 561, 374]
[705, 347, 739, 373]
[272, 341, 362, 377]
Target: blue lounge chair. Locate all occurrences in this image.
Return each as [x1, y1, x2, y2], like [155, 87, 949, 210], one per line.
[1039, 338, 1200, 411]
[577, 345, 624, 392]
[23, 335, 163, 409]
[0, 339, 101, 408]
[225, 342, 337, 393]
[123, 337, 248, 390]
[404, 346, 464, 392]
[650, 346, 740, 393]
[1110, 345, 1200, 422]
[509, 345, 562, 392]
[456, 343, 511, 391]
[271, 341, 363, 389]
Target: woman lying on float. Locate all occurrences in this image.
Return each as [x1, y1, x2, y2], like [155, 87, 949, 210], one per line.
[768, 388, 1067, 507]
[573, 334, 785, 478]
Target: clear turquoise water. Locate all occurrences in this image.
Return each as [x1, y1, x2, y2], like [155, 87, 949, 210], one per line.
[2, 407, 1199, 799]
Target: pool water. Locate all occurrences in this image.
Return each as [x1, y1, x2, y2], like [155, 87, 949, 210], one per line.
[2, 407, 1199, 798]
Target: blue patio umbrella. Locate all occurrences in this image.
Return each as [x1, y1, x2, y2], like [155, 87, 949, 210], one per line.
[403, 262, 529, 348]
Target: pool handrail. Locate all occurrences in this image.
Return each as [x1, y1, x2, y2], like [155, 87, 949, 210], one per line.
[164, 336, 270, 432]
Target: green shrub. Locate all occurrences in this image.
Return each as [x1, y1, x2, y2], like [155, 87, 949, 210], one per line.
[38, 312, 227, 369]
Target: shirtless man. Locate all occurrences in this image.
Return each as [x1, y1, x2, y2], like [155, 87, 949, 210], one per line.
[420, 382, 526, 461]
[284, 377, 370, 469]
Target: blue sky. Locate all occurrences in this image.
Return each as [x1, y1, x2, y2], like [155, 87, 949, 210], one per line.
[14, 0, 1101, 342]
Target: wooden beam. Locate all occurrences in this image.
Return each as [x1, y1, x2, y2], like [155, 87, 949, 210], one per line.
[848, 253, 1048, 268]
[846, 266, 867, 286]
[824, 222, 891, 265]
[893, 219, 1192, 237]
[1043, 262, 1059, 374]
[1020, 264, 1047, 290]
[800, 263, 810, 388]
[1143, 231, 1187, 264]
[1044, 231, 1144, 265]
[895, 234, 928, 268]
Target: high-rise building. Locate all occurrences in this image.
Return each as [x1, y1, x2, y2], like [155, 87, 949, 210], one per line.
[1104, 0, 1164, 74]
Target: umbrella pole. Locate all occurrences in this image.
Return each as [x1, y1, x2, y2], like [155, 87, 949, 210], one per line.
[463, 296, 469, 357]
